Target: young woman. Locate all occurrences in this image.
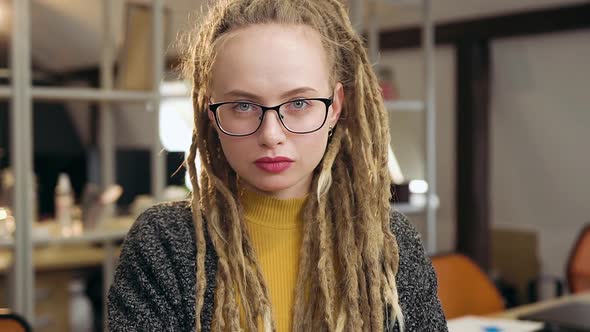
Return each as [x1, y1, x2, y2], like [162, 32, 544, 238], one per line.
[108, 0, 447, 331]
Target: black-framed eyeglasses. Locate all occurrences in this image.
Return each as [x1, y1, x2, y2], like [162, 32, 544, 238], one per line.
[208, 96, 333, 137]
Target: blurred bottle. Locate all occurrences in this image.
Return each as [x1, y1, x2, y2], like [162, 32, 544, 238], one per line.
[81, 183, 100, 230]
[55, 173, 74, 236]
[0, 169, 14, 208]
[69, 279, 93, 332]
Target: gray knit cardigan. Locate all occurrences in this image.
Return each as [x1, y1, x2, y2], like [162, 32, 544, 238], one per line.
[107, 201, 448, 331]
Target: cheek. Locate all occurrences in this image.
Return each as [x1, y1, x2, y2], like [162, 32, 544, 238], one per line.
[217, 136, 252, 169]
[296, 133, 329, 166]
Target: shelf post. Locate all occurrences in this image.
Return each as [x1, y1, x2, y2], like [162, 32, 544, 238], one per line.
[151, 0, 165, 201]
[422, 0, 438, 254]
[100, 0, 116, 208]
[100, 0, 116, 326]
[11, 0, 35, 322]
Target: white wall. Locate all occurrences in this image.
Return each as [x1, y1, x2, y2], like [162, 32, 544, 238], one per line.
[380, 28, 590, 275]
[491, 29, 590, 279]
[379, 46, 457, 253]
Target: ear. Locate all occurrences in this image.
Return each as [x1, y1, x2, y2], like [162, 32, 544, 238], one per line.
[329, 82, 344, 127]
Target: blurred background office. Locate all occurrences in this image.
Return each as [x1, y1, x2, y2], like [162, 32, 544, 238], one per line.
[0, 0, 588, 331]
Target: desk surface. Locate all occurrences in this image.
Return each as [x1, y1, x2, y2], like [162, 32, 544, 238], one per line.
[0, 245, 124, 273]
[492, 291, 590, 319]
[0, 216, 133, 273]
[0, 216, 134, 248]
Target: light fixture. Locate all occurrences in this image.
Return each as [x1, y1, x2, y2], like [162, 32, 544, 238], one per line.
[159, 81, 193, 152]
[409, 179, 428, 194]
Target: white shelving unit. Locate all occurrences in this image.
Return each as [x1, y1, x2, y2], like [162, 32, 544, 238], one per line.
[351, 0, 438, 254]
[31, 87, 156, 102]
[5, 0, 166, 325]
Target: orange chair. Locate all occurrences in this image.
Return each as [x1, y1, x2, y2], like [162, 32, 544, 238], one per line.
[567, 223, 590, 293]
[0, 310, 32, 332]
[431, 253, 505, 319]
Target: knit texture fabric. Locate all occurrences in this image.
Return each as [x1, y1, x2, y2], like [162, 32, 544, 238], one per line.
[107, 200, 448, 331]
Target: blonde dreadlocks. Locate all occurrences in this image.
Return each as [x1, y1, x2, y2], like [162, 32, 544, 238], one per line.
[181, 0, 404, 331]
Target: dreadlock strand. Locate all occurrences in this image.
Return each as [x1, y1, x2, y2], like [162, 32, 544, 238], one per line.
[223, 271, 241, 332]
[331, 157, 363, 331]
[315, 132, 347, 329]
[291, 196, 317, 330]
[317, 202, 336, 330]
[186, 126, 208, 330]
[212, 272, 226, 330]
[303, 178, 324, 330]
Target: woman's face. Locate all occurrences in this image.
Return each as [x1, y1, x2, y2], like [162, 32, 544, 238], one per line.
[209, 23, 343, 199]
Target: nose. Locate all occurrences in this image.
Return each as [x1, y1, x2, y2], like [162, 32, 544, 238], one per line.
[257, 110, 286, 147]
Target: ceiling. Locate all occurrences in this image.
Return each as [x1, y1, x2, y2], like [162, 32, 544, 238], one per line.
[0, 0, 587, 73]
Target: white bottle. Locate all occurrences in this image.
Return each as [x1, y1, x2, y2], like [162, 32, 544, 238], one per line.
[55, 173, 74, 236]
[69, 279, 94, 332]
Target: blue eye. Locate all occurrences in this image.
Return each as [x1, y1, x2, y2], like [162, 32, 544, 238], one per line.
[236, 103, 252, 111]
[291, 100, 309, 109]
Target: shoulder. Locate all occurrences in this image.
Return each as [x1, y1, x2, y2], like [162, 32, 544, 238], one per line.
[131, 199, 194, 232]
[388, 209, 432, 284]
[120, 200, 198, 274]
[108, 200, 200, 331]
[389, 210, 426, 262]
[126, 200, 195, 247]
[389, 210, 433, 288]
[389, 210, 448, 330]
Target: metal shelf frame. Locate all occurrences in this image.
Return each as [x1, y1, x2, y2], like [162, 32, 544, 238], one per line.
[0, 87, 156, 102]
[352, 0, 438, 254]
[8, 0, 166, 325]
[31, 87, 156, 102]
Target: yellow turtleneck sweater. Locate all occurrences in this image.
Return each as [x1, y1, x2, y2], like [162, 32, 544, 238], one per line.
[239, 190, 307, 331]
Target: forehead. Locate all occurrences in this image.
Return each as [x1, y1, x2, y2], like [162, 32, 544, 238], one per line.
[211, 24, 331, 100]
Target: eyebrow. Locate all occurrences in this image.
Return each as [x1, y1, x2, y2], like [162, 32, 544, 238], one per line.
[222, 87, 320, 101]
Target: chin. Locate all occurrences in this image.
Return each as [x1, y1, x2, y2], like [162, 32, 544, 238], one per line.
[243, 173, 298, 192]
[250, 179, 293, 193]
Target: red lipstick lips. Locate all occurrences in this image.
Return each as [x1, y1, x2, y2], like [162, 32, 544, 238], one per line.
[254, 156, 293, 173]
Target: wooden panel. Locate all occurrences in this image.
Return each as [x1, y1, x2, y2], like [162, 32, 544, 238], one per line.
[378, 3, 590, 50]
[455, 39, 491, 270]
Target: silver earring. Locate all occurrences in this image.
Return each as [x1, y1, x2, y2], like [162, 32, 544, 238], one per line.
[328, 126, 333, 137]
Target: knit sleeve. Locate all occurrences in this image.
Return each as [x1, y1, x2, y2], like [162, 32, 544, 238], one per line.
[107, 202, 197, 332]
[391, 211, 448, 331]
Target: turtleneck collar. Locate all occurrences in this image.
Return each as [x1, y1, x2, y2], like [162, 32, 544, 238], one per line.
[239, 189, 307, 230]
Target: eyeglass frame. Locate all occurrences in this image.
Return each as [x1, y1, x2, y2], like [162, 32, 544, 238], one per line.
[208, 96, 334, 137]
